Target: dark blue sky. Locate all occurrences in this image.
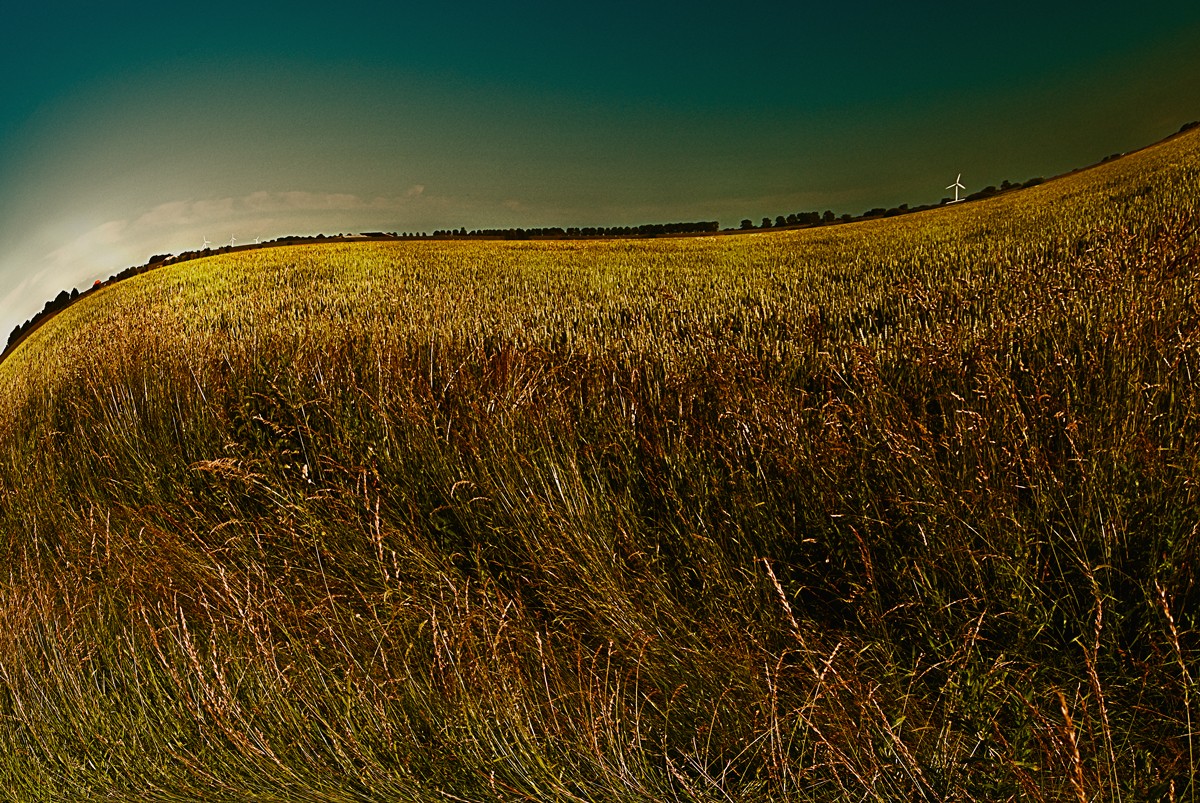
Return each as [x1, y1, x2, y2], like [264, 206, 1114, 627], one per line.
[3, 1, 1200, 336]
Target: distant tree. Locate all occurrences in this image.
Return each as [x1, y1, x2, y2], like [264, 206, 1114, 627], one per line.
[761, 217, 772, 229]
[1180, 121, 1199, 133]
[786, 214, 797, 225]
[740, 219, 754, 230]
[840, 214, 853, 223]
[775, 215, 787, 228]
[823, 210, 836, 224]
[966, 186, 998, 202]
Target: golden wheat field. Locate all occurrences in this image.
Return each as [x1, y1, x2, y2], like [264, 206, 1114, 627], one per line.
[0, 128, 1197, 801]
[4, 128, 1196, 406]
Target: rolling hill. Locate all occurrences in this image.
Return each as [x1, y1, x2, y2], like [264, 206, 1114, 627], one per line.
[1, 128, 1198, 801]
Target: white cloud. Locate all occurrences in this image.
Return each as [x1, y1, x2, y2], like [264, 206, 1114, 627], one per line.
[42, 219, 130, 273]
[267, 191, 363, 211]
[38, 186, 443, 272]
[129, 187, 434, 229]
[1, 184, 458, 337]
[133, 201, 193, 229]
[0, 275, 38, 330]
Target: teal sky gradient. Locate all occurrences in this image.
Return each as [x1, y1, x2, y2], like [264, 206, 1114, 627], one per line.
[3, 1, 1200, 337]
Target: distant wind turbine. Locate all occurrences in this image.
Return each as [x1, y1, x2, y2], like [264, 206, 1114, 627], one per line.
[946, 173, 966, 203]
[229, 234, 237, 247]
[202, 236, 211, 249]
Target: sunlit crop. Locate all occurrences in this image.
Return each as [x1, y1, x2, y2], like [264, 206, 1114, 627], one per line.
[0, 129, 1197, 801]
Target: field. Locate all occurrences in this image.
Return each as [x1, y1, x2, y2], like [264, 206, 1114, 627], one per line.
[1, 128, 1198, 801]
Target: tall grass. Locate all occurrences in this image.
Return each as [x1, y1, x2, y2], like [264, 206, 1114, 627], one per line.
[0, 129, 1198, 800]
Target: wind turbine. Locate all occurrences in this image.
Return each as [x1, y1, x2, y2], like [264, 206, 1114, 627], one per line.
[229, 234, 237, 247]
[202, 236, 211, 250]
[946, 173, 966, 203]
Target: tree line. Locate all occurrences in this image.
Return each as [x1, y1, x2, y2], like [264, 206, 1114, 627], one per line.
[7, 288, 82, 353]
[402, 221, 720, 239]
[738, 176, 1048, 232]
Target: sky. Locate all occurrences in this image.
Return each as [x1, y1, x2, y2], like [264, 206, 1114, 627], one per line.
[3, 1, 1200, 339]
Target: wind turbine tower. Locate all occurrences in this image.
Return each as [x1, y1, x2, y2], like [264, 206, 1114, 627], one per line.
[946, 174, 966, 204]
[229, 234, 237, 247]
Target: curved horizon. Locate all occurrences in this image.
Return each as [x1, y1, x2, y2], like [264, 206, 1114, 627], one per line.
[3, 1, 1200, 337]
[8, 123, 1195, 365]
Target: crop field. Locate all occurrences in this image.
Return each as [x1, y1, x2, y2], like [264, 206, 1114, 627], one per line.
[0, 128, 1198, 801]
